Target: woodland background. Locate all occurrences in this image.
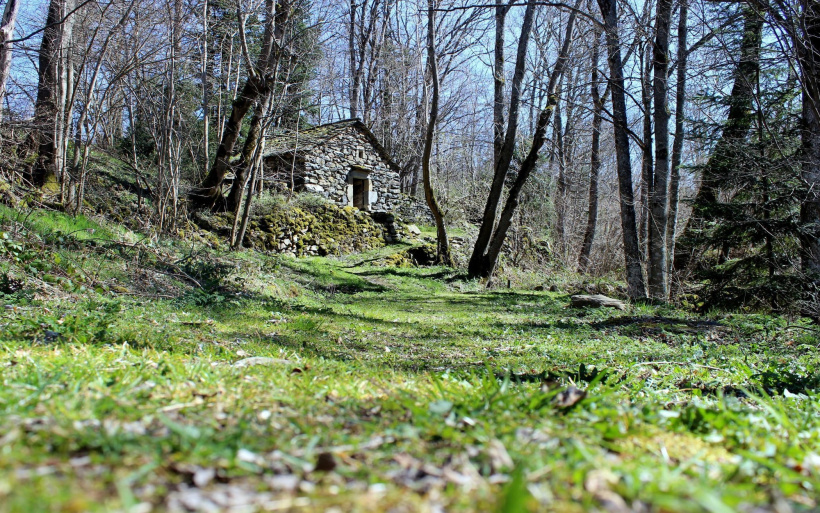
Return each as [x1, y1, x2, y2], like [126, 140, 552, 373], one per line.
[0, 0, 818, 312]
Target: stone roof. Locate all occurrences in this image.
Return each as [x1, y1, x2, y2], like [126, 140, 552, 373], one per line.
[264, 119, 400, 172]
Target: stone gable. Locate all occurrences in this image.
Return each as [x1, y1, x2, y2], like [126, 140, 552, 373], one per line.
[263, 120, 401, 212]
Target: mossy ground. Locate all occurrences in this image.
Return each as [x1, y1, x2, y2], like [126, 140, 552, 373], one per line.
[1, 207, 820, 512]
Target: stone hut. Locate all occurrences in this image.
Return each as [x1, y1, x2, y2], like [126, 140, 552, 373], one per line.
[263, 119, 401, 212]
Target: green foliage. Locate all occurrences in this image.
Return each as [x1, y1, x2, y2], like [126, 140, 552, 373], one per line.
[119, 120, 156, 159]
[687, 60, 809, 312]
[1, 300, 122, 345]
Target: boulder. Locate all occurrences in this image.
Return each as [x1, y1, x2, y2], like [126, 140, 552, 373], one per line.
[570, 294, 627, 311]
[305, 183, 325, 194]
[233, 357, 293, 368]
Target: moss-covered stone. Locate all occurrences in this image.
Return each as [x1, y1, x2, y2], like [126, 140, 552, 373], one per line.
[192, 201, 390, 257]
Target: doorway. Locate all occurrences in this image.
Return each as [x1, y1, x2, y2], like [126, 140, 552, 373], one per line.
[348, 167, 372, 210]
[352, 178, 366, 209]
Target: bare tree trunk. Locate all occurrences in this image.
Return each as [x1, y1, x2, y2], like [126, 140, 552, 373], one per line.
[59, 54, 74, 204]
[648, 0, 673, 299]
[0, 0, 19, 123]
[348, 0, 359, 118]
[231, 121, 268, 249]
[579, 26, 603, 273]
[597, 0, 647, 300]
[217, 36, 233, 142]
[68, 0, 135, 213]
[468, 1, 536, 278]
[190, 0, 289, 211]
[666, 0, 688, 276]
[157, 0, 183, 229]
[492, 0, 510, 164]
[227, 92, 273, 212]
[30, 0, 70, 189]
[202, 0, 210, 182]
[479, 5, 580, 278]
[423, 0, 453, 266]
[554, 92, 567, 250]
[639, 51, 652, 261]
[232, 140, 266, 249]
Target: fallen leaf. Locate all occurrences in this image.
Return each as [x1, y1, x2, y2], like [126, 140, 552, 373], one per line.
[314, 452, 337, 472]
[267, 474, 300, 491]
[237, 449, 264, 466]
[585, 469, 629, 513]
[193, 468, 216, 488]
[488, 439, 513, 471]
[428, 400, 453, 415]
[555, 386, 586, 409]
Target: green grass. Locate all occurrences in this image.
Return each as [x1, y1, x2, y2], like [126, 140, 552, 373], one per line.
[0, 203, 138, 244]
[1, 223, 820, 512]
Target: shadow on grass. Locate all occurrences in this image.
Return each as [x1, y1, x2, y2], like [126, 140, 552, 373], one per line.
[590, 316, 724, 333]
[278, 260, 389, 295]
[353, 266, 467, 282]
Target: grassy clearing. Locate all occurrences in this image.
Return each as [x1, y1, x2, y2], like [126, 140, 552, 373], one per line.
[1, 212, 820, 512]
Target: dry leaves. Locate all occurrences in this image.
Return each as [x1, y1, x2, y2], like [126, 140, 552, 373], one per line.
[554, 385, 586, 409]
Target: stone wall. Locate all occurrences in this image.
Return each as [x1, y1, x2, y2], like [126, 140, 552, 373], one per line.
[392, 194, 435, 225]
[266, 127, 401, 212]
[194, 204, 398, 258]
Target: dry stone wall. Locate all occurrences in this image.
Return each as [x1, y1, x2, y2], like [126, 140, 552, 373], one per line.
[392, 194, 435, 225]
[193, 203, 417, 258]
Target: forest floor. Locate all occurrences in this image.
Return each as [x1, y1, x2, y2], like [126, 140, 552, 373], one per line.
[1, 204, 820, 512]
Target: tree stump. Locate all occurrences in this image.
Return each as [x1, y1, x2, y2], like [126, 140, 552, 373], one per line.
[570, 294, 627, 311]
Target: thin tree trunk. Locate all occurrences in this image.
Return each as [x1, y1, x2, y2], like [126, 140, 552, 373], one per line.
[554, 92, 566, 249]
[59, 56, 74, 204]
[579, 26, 603, 273]
[349, 0, 359, 118]
[666, 0, 688, 276]
[0, 0, 20, 123]
[190, 0, 288, 211]
[648, 0, 673, 299]
[639, 50, 652, 261]
[54, 2, 73, 193]
[479, 5, 580, 277]
[217, 36, 232, 142]
[233, 142, 265, 249]
[423, 0, 453, 266]
[69, 0, 135, 212]
[468, 0, 536, 278]
[202, 0, 210, 181]
[597, 0, 647, 300]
